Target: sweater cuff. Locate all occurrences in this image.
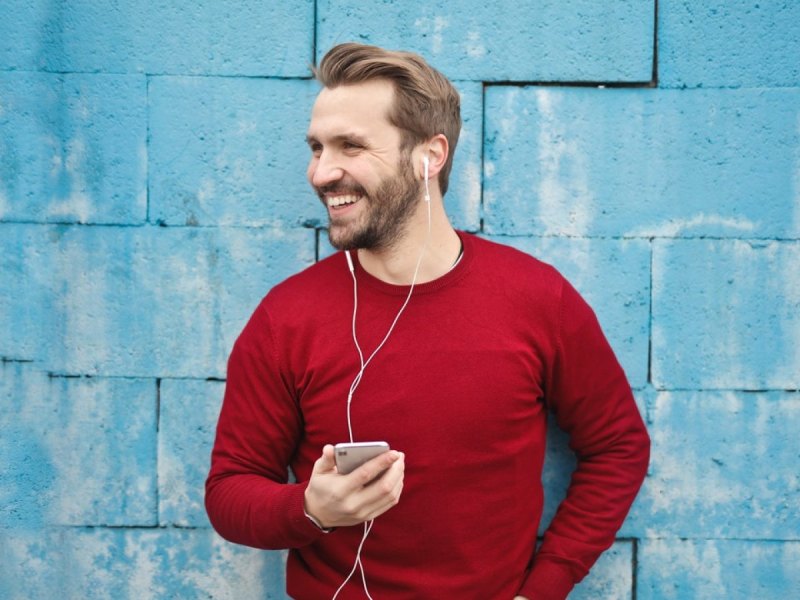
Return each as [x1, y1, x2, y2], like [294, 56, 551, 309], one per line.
[517, 559, 575, 600]
[273, 481, 329, 546]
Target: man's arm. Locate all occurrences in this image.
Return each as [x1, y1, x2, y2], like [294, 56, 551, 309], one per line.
[205, 301, 405, 549]
[204, 301, 317, 549]
[517, 280, 650, 600]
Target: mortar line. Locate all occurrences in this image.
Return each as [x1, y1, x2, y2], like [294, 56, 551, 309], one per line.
[146, 74, 152, 224]
[155, 377, 161, 433]
[483, 80, 656, 89]
[53, 524, 207, 531]
[4, 221, 797, 242]
[155, 377, 162, 526]
[479, 82, 487, 234]
[0, 68, 315, 80]
[652, 0, 660, 86]
[651, 386, 800, 394]
[632, 537, 639, 600]
[636, 536, 800, 543]
[0, 220, 152, 227]
[312, 0, 318, 68]
[647, 239, 654, 386]
[44, 372, 180, 381]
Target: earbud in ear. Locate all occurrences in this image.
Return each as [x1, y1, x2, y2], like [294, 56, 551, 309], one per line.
[422, 155, 431, 203]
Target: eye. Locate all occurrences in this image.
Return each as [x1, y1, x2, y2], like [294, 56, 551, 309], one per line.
[308, 142, 322, 157]
[342, 141, 363, 152]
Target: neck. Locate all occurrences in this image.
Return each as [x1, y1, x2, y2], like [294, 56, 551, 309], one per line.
[356, 197, 461, 285]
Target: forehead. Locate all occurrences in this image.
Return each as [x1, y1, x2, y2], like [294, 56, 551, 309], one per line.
[307, 79, 399, 141]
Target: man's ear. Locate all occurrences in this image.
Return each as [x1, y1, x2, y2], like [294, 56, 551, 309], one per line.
[419, 133, 449, 181]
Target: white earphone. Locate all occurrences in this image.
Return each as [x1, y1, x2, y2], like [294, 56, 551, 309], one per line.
[334, 149, 434, 600]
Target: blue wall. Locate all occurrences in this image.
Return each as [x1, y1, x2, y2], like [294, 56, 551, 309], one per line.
[1, 1, 799, 598]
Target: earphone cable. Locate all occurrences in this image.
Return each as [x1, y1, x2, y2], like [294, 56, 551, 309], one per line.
[345, 181, 432, 443]
[335, 167, 433, 599]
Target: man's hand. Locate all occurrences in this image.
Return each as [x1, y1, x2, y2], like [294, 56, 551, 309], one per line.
[304, 444, 405, 529]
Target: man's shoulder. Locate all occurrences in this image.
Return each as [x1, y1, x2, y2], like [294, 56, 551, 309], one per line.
[232, 253, 348, 352]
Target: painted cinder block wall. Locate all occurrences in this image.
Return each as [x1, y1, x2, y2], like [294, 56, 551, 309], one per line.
[1, 1, 798, 597]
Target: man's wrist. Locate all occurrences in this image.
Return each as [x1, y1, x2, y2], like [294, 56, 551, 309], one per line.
[303, 508, 334, 533]
[303, 486, 334, 532]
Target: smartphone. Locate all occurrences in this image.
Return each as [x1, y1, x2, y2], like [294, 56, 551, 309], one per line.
[334, 441, 391, 475]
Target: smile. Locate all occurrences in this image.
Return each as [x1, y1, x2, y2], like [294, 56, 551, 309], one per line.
[327, 194, 362, 208]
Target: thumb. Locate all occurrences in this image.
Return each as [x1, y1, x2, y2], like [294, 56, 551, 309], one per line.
[312, 444, 337, 475]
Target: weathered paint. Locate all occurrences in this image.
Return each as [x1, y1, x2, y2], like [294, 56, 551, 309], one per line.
[317, 0, 654, 81]
[484, 87, 800, 238]
[1, 1, 798, 598]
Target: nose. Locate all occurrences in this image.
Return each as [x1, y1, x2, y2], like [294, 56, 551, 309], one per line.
[308, 150, 344, 189]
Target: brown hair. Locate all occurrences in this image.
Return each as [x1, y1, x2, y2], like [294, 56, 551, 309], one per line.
[315, 42, 462, 196]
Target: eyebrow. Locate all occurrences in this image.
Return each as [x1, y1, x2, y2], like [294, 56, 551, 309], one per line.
[305, 132, 370, 146]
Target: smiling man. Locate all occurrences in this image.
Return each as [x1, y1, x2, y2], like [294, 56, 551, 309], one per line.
[307, 80, 425, 253]
[206, 43, 650, 600]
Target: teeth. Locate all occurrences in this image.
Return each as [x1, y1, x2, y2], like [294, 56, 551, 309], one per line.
[327, 194, 360, 208]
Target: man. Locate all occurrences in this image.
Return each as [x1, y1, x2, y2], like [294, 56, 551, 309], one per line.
[206, 43, 649, 600]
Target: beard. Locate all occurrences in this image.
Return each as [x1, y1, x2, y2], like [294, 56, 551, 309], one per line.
[318, 153, 422, 251]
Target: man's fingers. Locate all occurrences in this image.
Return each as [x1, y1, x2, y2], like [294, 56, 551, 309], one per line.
[307, 448, 405, 527]
[348, 450, 403, 489]
[311, 444, 337, 474]
[356, 465, 405, 521]
[345, 453, 405, 517]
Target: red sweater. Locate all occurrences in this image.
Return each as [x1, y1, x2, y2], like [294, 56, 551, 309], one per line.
[206, 232, 649, 600]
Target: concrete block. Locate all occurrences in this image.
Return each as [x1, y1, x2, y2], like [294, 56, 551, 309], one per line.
[652, 239, 800, 390]
[0, 1, 52, 71]
[484, 86, 800, 238]
[0, 362, 157, 526]
[494, 236, 651, 388]
[317, 0, 654, 82]
[0, 224, 314, 378]
[0, 1, 313, 77]
[660, 1, 800, 88]
[0, 72, 146, 224]
[625, 391, 800, 539]
[159, 378, 224, 527]
[0, 362, 53, 526]
[0, 527, 288, 599]
[638, 539, 800, 599]
[149, 77, 322, 228]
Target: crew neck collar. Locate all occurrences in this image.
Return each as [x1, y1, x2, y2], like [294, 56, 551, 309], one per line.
[347, 230, 473, 296]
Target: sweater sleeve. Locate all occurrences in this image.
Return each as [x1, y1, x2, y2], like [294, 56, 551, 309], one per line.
[205, 300, 325, 549]
[518, 279, 650, 600]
